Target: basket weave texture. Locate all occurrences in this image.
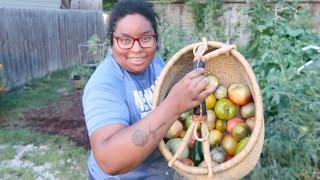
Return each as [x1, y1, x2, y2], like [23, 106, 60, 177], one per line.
[152, 41, 264, 179]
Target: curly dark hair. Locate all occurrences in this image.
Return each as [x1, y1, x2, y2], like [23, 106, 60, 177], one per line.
[107, 0, 158, 46]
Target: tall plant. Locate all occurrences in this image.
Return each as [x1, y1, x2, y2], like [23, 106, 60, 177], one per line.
[156, 4, 188, 61]
[242, 1, 320, 179]
[157, 0, 227, 61]
[186, 0, 226, 42]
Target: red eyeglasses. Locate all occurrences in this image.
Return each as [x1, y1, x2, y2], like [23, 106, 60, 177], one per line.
[113, 34, 157, 50]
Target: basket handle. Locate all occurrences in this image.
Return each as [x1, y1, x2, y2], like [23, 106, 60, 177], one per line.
[204, 44, 237, 59]
[191, 38, 208, 128]
[168, 121, 196, 167]
[201, 122, 213, 177]
[191, 38, 213, 177]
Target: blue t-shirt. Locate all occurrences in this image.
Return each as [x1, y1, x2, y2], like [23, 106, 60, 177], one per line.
[82, 50, 174, 179]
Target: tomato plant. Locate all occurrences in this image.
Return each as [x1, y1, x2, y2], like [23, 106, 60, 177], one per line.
[242, 1, 320, 179]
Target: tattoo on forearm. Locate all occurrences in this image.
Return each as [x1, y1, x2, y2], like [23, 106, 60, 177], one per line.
[132, 130, 149, 147]
[132, 122, 166, 147]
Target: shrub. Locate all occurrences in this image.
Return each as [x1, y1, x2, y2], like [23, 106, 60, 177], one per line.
[242, 1, 320, 179]
[103, 0, 116, 11]
[69, 64, 92, 80]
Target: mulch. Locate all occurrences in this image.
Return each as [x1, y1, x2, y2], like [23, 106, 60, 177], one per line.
[23, 90, 90, 149]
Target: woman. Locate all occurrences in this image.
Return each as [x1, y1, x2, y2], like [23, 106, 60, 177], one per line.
[82, 0, 215, 179]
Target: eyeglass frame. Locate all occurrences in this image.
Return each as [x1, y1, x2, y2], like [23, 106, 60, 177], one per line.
[113, 34, 157, 50]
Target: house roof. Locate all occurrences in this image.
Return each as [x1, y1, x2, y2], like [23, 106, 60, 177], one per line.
[0, 0, 61, 9]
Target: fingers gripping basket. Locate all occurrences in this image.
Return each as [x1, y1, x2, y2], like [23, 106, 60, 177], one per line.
[152, 41, 264, 179]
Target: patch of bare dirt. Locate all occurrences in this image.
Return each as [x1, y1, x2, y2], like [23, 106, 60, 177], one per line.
[24, 91, 90, 149]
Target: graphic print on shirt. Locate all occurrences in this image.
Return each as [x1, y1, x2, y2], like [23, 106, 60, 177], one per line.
[133, 84, 155, 118]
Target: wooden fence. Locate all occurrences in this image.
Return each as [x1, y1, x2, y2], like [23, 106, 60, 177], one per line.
[0, 7, 105, 89]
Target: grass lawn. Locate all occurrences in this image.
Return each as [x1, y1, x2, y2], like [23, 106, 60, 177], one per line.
[0, 69, 73, 125]
[0, 68, 88, 179]
[0, 129, 88, 179]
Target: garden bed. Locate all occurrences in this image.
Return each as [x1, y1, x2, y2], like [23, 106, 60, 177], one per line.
[23, 91, 90, 149]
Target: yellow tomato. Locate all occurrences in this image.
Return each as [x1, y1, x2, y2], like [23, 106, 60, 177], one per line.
[215, 119, 227, 132]
[205, 94, 216, 110]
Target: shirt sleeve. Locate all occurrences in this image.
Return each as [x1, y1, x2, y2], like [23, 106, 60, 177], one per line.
[153, 55, 165, 77]
[82, 84, 130, 137]
[155, 55, 165, 67]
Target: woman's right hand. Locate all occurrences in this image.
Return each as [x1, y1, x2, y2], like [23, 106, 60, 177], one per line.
[164, 68, 216, 116]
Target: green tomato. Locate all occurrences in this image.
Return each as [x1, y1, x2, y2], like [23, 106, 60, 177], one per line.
[214, 98, 237, 120]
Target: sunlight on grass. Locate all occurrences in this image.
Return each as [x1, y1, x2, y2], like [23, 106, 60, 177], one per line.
[0, 128, 88, 179]
[0, 168, 36, 179]
[0, 68, 73, 124]
[0, 146, 16, 161]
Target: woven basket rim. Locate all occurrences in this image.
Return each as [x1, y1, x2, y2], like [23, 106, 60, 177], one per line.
[152, 41, 264, 175]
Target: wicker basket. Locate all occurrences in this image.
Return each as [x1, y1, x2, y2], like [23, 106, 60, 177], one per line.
[152, 41, 264, 179]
